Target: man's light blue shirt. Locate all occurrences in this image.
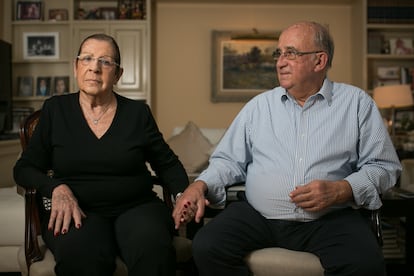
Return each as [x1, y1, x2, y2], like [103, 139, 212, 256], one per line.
[197, 79, 401, 221]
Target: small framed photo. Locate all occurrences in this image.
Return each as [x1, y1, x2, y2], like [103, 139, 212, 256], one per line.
[36, 77, 51, 96]
[16, 1, 42, 20]
[23, 32, 59, 60]
[100, 7, 118, 20]
[17, 76, 33, 97]
[48, 9, 68, 21]
[389, 38, 413, 55]
[53, 76, 70, 95]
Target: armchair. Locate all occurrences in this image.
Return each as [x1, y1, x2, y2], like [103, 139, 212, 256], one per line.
[226, 185, 383, 276]
[16, 110, 196, 276]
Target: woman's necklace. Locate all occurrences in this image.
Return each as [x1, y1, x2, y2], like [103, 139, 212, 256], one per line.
[80, 98, 113, 125]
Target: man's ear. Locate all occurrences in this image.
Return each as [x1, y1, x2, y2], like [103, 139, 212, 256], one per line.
[314, 52, 328, 72]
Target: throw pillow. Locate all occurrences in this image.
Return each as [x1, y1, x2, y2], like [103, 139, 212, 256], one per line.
[167, 121, 213, 173]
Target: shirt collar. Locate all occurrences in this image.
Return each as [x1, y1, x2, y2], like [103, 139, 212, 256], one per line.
[280, 78, 333, 106]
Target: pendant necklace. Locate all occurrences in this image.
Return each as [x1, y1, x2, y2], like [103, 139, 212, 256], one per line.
[81, 99, 112, 125]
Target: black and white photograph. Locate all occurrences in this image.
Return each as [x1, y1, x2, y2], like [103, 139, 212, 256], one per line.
[23, 32, 59, 59]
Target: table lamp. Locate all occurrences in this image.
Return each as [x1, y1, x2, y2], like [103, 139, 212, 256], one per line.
[373, 84, 414, 138]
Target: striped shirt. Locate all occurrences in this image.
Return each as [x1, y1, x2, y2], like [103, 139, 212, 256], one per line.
[197, 79, 401, 221]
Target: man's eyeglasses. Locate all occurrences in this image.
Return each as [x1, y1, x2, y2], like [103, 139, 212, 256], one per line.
[77, 55, 119, 68]
[272, 49, 324, 60]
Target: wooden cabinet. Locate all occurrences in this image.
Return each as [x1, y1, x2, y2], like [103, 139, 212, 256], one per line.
[9, 0, 151, 112]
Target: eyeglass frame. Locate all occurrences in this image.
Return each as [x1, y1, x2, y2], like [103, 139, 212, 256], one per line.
[272, 48, 324, 60]
[76, 55, 120, 68]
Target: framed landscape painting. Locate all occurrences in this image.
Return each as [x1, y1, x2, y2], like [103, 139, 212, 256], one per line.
[211, 30, 279, 102]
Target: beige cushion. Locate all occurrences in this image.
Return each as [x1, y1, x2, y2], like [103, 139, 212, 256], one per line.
[168, 121, 212, 173]
[0, 187, 24, 245]
[246, 248, 324, 276]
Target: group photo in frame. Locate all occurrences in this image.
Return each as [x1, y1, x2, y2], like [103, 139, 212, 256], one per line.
[211, 30, 279, 102]
[16, 1, 42, 20]
[23, 32, 59, 60]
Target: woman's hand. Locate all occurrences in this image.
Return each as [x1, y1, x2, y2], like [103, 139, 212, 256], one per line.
[48, 184, 86, 236]
[172, 180, 209, 229]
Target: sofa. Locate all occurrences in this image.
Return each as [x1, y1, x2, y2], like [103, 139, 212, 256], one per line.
[0, 139, 25, 272]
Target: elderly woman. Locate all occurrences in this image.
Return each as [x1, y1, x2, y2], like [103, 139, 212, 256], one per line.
[14, 33, 188, 276]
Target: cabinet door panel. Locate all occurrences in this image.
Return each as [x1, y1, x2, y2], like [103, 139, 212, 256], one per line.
[111, 24, 147, 95]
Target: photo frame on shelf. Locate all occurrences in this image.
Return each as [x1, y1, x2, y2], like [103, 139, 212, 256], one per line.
[16, 1, 42, 20]
[211, 30, 279, 102]
[395, 106, 414, 135]
[23, 32, 59, 60]
[36, 76, 51, 97]
[389, 38, 413, 55]
[100, 7, 118, 20]
[53, 76, 70, 95]
[17, 76, 34, 97]
[48, 9, 68, 21]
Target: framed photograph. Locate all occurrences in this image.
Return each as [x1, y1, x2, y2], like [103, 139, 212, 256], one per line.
[389, 38, 413, 55]
[53, 76, 70, 95]
[23, 32, 59, 60]
[211, 30, 279, 102]
[16, 1, 42, 20]
[395, 106, 414, 135]
[100, 7, 118, 20]
[17, 76, 33, 97]
[48, 9, 68, 21]
[36, 76, 51, 96]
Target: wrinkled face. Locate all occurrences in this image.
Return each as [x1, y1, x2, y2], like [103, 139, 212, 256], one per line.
[276, 24, 325, 93]
[74, 39, 122, 96]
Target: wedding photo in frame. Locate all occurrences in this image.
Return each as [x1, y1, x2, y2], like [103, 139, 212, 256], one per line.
[211, 30, 279, 102]
[23, 32, 59, 60]
[16, 1, 42, 20]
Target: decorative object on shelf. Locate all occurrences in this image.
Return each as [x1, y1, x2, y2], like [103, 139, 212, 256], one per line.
[17, 76, 34, 97]
[118, 0, 145, 19]
[16, 1, 42, 20]
[211, 30, 279, 102]
[373, 84, 414, 139]
[48, 9, 68, 21]
[36, 76, 51, 97]
[389, 38, 413, 55]
[100, 7, 118, 20]
[53, 76, 69, 95]
[23, 32, 59, 60]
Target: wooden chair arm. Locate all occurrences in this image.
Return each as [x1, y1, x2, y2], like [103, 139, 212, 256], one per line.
[19, 185, 44, 270]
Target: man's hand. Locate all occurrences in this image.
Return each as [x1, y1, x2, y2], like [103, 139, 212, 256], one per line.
[48, 184, 86, 236]
[289, 180, 353, 212]
[172, 180, 210, 229]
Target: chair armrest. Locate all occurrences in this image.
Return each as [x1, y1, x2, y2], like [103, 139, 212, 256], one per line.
[19, 185, 45, 270]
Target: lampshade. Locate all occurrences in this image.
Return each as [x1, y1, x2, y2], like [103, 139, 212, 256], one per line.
[373, 84, 414, 109]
